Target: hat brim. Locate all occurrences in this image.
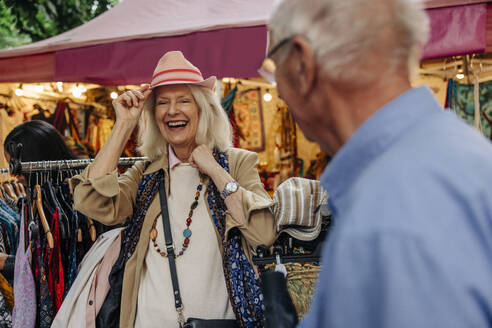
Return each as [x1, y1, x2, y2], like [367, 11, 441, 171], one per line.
[149, 76, 217, 90]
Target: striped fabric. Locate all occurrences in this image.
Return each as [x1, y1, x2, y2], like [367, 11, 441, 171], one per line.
[150, 68, 203, 87]
[272, 178, 328, 241]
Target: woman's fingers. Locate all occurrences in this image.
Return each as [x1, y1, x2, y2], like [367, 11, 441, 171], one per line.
[120, 93, 132, 107]
[134, 90, 144, 100]
[127, 91, 139, 107]
[139, 84, 150, 95]
[140, 85, 152, 106]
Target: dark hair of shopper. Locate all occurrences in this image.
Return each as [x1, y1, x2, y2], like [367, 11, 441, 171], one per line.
[4, 120, 76, 162]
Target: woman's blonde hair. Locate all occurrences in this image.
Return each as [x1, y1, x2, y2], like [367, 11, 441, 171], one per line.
[137, 85, 232, 161]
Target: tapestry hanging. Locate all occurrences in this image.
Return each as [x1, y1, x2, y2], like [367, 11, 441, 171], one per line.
[233, 88, 266, 151]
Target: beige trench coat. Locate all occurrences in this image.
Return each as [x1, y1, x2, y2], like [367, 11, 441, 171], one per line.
[72, 148, 276, 327]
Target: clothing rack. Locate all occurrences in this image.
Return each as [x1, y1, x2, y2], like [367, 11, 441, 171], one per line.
[252, 254, 320, 266]
[0, 157, 147, 174]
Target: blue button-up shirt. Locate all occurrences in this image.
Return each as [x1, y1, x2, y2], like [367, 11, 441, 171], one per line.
[300, 86, 492, 328]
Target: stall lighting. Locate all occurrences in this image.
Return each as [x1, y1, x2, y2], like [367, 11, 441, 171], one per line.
[72, 85, 84, 98]
[14, 88, 24, 96]
[110, 91, 118, 99]
[456, 73, 465, 80]
[263, 92, 272, 102]
[34, 85, 44, 93]
[56, 82, 63, 92]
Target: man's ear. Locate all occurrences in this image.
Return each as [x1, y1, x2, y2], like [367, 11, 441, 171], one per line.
[287, 36, 317, 97]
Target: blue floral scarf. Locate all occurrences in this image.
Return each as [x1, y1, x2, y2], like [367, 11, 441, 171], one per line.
[206, 151, 264, 328]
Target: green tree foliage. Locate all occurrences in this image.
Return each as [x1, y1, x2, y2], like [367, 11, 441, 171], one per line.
[0, 0, 119, 49]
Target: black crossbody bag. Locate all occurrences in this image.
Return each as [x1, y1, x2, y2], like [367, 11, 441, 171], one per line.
[157, 175, 238, 328]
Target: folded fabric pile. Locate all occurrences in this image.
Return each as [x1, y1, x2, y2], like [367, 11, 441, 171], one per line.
[272, 178, 328, 241]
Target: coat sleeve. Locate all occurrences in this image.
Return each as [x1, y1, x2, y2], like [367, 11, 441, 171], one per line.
[71, 161, 146, 226]
[225, 149, 277, 251]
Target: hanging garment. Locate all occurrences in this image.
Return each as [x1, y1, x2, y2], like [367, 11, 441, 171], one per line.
[12, 202, 36, 328]
[51, 228, 123, 328]
[45, 210, 65, 314]
[0, 224, 6, 254]
[0, 190, 16, 214]
[0, 274, 13, 313]
[32, 222, 53, 328]
[64, 227, 78, 296]
[0, 290, 12, 328]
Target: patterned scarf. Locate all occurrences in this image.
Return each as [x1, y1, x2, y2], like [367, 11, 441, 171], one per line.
[122, 168, 162, 261]
[123, 153, 265, 327]
[207, 151, 265, 328]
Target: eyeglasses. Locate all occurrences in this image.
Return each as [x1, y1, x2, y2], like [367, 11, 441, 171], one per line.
[258, 36, 293, 85]
[267, 37, 293, 59]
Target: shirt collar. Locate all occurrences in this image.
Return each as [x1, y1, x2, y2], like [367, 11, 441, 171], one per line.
[321, 86, 441, 216]
[168, 144, 182, 169]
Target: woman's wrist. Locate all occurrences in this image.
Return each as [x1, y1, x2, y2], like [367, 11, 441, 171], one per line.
[206, 162, 226, 181]
[114, 119, 138, 132]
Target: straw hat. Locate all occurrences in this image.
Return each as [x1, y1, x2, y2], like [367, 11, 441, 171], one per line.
[149, 51, 216, 90]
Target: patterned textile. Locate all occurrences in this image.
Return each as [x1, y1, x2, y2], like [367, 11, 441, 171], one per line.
[0, 193, 16, 213]
[64, 219, 78, 296]
[0, 274, 13, 313]
[12, 202, 36, 328]
[0, 229, 5, 254]
[0, 201, 17, 222]
[281, 263, 319, 320]
[32, 227, 53, 328]
[206, 151, 265, 328]
[122, 169, 161, 261]
[233, 88, 266, 151]
[0, 290, 12, 328]
[448, 79, 492, 140]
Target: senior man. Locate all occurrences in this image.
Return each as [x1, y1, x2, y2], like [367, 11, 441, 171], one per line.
[267, 0, 492, 327]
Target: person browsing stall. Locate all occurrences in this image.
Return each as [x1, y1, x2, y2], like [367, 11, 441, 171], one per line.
[72, 51, 276, 328]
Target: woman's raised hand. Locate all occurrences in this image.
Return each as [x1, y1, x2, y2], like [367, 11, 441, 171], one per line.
[113, 85, 152, 125]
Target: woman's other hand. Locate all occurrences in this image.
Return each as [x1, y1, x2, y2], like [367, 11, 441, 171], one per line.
[113, 85, 152, 126]
[189, 145, 221, 176]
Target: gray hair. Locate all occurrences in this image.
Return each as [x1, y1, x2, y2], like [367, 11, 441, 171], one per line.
[138, 85, 232, 161]
[269, 0, 429, 84]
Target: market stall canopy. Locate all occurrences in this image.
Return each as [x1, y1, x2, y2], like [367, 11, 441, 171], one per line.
[0, 0, 490, 84]
[0, 0, 274, 84]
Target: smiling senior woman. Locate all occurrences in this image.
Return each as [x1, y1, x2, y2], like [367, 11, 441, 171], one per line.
[72, 51, 276, 328]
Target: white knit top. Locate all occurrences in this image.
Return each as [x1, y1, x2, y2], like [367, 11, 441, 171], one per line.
[134, 163, 235, 328]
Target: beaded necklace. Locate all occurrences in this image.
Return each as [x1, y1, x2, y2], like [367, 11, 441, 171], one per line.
[149, 180, 204, 258]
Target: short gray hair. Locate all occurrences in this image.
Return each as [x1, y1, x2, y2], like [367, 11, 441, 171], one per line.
[269, 0, 429, 84]
[138, 85, 232, 161]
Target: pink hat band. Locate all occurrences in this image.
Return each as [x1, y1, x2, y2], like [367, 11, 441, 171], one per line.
[149, 51, 216, 90]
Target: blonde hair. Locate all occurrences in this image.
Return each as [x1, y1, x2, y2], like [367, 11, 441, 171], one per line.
[137, 85, 232, 161]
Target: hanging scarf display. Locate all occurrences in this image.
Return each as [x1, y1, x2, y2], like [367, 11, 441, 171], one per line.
[448, 79, 492, 140]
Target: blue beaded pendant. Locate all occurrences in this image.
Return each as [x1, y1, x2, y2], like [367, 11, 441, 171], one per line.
[183, 229, 192, 238]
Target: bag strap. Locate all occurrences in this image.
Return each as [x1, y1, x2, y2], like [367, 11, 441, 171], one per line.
[158, 171, 185, 327]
